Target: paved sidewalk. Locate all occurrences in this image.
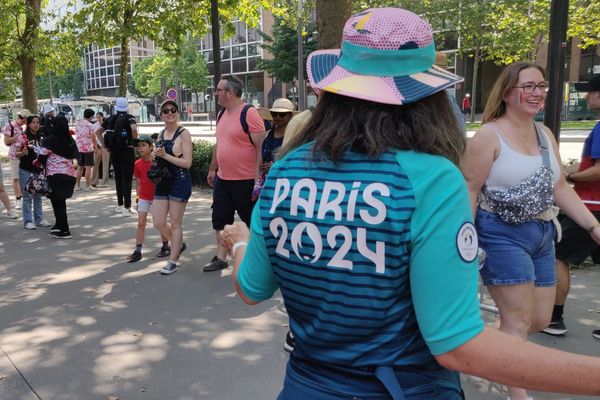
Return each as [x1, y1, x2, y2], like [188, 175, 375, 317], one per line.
[1, 169, 600, 399]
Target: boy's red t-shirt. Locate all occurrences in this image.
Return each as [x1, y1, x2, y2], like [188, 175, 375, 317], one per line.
[134, 158, 155, 201]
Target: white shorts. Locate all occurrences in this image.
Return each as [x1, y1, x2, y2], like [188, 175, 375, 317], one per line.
[137, 198, 153, 213]
[9, 159, 19, 179]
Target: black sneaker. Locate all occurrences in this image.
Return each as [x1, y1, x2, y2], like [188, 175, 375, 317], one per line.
[127, 251, 142, 263]
[283, 330, 295, 353]
[156, 246, 171, 258]
[542, 318, 568, 336]
[177, 242, 187, 260]
[50, 226, 60, 233]
[51, 231, 71, 239]
[202, 256, 229, 272]
[160, 262, 177, 275]
[592, 329, 600, 340]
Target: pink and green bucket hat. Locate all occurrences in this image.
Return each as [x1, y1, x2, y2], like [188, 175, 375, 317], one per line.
[307, 8, 463, 105]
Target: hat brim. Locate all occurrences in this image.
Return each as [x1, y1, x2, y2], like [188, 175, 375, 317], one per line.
[115, 106, 128, 112]
[132, 138, 153, 146]
[573, 82, 599, 92]
[307, 49, 463, 105]
[258, 107, 299, 121]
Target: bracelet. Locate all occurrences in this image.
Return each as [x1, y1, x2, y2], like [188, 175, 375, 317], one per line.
[232, 241, 248, 258]
[587, 223, 600, 235]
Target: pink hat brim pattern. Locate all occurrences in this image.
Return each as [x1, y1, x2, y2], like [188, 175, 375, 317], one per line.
[307, 49, 463, 105]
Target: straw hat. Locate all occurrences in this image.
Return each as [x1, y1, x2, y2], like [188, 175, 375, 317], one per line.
[259, 98, 299, 121]
[306, 8, 463, 105]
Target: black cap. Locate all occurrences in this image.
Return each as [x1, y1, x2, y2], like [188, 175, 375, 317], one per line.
[574, 75, 600, 92]
[159, 100, 179, 113]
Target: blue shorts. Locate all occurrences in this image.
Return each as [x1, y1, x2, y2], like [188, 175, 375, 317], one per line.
[154, 167, 192, 202]
[476, 209, 556, 287]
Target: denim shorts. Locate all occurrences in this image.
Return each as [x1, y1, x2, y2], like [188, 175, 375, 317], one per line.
[154, 167, 191, 202]
[475, 209, 556, 287]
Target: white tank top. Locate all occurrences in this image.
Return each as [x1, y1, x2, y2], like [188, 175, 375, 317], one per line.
[485, 123, 561, 189]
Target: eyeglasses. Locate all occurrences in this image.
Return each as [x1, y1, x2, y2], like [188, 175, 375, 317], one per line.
[161, 108, 178, 114]
[513, 82, 549, 94]
[271, 112, 290, 118]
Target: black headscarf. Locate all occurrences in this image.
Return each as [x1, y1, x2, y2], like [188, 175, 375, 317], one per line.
[41, 114, 78, 159]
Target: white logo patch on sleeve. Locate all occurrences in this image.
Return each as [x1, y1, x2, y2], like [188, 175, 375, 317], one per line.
[456, 222, 478, 262]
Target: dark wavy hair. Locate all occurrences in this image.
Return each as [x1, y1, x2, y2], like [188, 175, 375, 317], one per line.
[284, 91, 465, 166]
[25, 115, 41, 144]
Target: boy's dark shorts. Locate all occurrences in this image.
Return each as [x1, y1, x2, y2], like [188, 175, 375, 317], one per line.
[555, 211, 600, 265]
[78, 152, 94, 167]
[212, 177, 254, 230]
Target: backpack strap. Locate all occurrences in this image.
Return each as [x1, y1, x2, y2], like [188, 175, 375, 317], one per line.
[216, 104, 255, 146]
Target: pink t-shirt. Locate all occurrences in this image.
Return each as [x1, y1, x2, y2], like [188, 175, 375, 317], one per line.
[39, 147, 76, 177]
[75, 119, 95, 153]
[216, 103, 265, 180]
[3, 121, 24, 160]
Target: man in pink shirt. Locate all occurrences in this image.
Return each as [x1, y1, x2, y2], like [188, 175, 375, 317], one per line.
[204, 75, 265, 271]
[3, 109, 29, 208]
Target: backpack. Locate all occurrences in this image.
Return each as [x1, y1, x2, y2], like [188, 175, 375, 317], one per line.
[105, 112, 132, 151]
[216, 104, 271, 145]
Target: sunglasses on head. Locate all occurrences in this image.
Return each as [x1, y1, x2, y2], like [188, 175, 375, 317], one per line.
[271, 112, 289, 118]
[161, 108, 178, 114]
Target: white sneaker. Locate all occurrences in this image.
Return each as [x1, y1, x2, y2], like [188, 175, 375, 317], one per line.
[115, 205, 124, 213]
[7, 209, 18, 219]
[75, 186, 82, 191]
[120, 208, 134, 217]
[85, 186, 95, 191]
[25, 222, 36, 230]
[15, 200, 21, 209]
[38, 219, 51, 227]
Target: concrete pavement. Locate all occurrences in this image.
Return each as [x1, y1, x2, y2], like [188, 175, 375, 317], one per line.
[1, 164, 600, 399]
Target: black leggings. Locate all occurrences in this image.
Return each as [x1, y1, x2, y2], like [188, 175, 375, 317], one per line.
[111, 150, 135, 209]
[47, 174, 75, 233]
[50, 197, 68, 232]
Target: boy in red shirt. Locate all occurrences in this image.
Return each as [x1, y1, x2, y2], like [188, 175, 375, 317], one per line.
[127, 135, 170, 262]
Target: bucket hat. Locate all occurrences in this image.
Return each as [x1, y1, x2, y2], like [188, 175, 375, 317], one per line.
[42, 104, 54, 115]
[16, 109, 32, 119]
[132, 134, 154, 146]
[306, 8, 463, 105]
[259, 98, 299, 120]
[115, 97, 129, 112]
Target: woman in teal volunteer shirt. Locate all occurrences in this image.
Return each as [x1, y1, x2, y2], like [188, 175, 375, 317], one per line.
[223, 7, 600, 400]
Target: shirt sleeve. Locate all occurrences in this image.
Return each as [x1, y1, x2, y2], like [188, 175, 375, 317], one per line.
[133, 161, 141, 179]
[237, 199, 279, 302]
[246, 107, 266, 134]
[15, 134, 25, 148]
[589, 123, 600, 160]
[3, 123, 11, 137]
[399, 152, 484, 355]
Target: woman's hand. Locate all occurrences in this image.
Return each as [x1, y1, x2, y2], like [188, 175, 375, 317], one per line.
[220, 223, 250, 254]
[153, 146, 166, 159]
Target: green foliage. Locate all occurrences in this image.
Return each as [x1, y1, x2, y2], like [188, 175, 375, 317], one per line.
[191, 139, 214, 187]
[178, 38, 210, 93]
[36, 69, 84, 99]
[258, 18, 318, 83]
[569, 0, 600, 49]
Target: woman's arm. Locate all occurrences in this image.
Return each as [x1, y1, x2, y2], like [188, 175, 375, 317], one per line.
[545, 127, 600, 239]
[460, 126, 498, 216]
[436, 327, 600, 395]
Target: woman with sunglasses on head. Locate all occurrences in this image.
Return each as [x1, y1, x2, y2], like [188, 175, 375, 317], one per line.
[253, 98, 298, 201]
[14, 115, 51, 230]
[462, 62, 600, 400]
[151, 100, 193, 275]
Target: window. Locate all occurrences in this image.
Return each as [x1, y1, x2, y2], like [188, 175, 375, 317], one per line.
[248, 44, 258, 57]
[232, 45, 246, 58]
[232, 58, 246, 73]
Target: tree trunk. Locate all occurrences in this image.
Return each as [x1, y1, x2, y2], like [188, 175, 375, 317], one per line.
[20, 0, 42, 112]
[118, 36, 130, 97]
[211, 0, 221, 118]
[316, 0, 352, 50]
[118, 8, 134, 97]
[470, 46, 481, 123]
